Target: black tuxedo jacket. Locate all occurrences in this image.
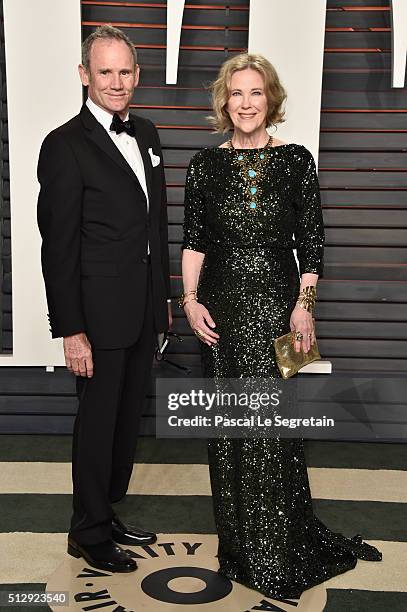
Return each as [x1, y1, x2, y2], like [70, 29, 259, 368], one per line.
[37, 105, 170, 349]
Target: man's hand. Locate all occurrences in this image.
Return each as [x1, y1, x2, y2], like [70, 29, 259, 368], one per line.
[63, 333, 93, 378]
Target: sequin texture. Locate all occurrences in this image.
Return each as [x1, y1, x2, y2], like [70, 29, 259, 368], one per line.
[182, 144, 382, 600]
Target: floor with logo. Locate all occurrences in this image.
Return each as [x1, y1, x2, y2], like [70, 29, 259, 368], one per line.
[0, 436, 406, 611]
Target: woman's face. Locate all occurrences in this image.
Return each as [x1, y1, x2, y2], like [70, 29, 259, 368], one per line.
[226, 68, 268, 134]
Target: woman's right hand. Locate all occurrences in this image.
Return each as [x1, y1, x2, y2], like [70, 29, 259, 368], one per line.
[184, 301, 219, 346]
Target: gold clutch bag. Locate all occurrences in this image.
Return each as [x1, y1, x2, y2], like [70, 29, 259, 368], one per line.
[273, 319, 321, 379]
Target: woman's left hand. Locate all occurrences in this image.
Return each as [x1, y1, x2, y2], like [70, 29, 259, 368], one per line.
[289, 305, 315, 353]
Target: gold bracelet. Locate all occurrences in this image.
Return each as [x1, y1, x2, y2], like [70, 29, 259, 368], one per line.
[296, 286, 316, 313]
[178, 290, 197, 309]
[182, 296, 197, 308]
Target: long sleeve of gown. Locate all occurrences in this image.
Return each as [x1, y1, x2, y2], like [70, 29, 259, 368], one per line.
[294, 147, 325, 278]
[182, 152, 208, 254]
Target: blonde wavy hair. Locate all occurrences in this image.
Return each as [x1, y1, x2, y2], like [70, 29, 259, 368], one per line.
[208, 53, 287, 133]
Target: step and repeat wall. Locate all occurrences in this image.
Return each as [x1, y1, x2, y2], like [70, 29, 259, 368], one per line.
[0, 0, 406, 432]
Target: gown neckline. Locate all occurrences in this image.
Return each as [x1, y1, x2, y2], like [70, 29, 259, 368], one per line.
[215, 143, 296, 152]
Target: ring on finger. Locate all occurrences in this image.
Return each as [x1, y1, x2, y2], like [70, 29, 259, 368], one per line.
[195, 329, 204, 338]
[294, 331, 303, 341]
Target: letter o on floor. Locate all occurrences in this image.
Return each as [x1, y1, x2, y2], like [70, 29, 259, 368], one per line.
[141, 566, 232, 604]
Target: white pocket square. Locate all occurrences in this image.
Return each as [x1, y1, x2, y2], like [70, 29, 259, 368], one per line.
[148, 147, 161, 167]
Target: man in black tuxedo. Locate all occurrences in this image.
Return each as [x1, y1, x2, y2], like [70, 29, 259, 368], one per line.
[37, 25, 171, 572]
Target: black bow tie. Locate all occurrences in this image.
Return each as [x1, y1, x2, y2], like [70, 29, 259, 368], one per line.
[110, 113, 135, 137]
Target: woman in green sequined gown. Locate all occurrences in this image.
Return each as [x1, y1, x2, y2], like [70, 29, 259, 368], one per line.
[181, 54, 382, 600]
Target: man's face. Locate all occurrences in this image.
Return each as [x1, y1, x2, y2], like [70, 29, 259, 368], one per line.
[79, 38, 139, 119]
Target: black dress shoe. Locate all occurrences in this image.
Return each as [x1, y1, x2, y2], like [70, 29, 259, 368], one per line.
[112, 515, 157, 546]
[67, 537, 137, 573]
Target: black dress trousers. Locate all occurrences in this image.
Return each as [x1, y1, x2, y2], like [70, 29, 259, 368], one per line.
[70, 265, 156, 545]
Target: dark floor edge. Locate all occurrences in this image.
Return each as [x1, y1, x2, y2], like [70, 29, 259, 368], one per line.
[0, 495, 405, 542]
[0, 584, 406, 612]
[1, 436, 407, 470]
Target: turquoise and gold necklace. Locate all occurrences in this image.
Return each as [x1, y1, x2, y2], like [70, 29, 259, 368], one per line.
[227, 134, 273, 211]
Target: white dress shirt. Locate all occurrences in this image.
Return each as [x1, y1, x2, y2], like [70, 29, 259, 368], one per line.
[86, 97, 149, 207]
[86, 97, 152, 256]
[86, 98, 171, 303]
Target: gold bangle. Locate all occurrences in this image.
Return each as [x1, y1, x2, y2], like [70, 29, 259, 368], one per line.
[296, 300, 314, 313]
[182, 296, 197, 308]
[178, 290, 197, 309]
[299, 285, 317, 295]
[296, 286, 316, 313]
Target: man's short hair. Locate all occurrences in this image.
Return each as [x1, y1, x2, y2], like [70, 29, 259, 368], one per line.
[82, 24, 138, 71]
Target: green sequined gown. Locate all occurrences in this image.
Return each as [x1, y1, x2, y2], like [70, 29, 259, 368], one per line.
[182, 144, 382, 600]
